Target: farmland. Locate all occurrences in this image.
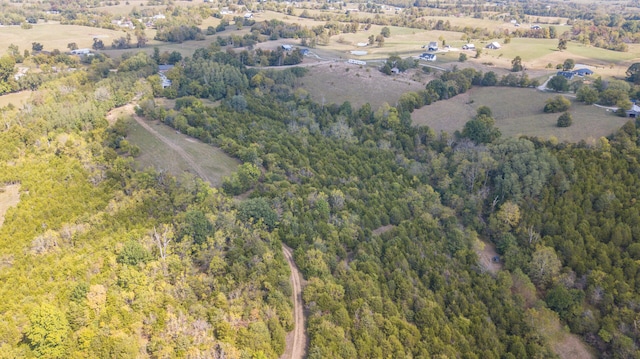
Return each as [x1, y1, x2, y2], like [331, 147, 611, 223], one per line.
[412, 87, 629, 144]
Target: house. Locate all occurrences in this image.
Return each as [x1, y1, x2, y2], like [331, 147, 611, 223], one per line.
[462, 44, 475, 50]
[159, 73, 172, 88]
[70, 48, 91, 55]
[391, 67, 400, 74]
[282, 45, 293, 51]
[556, 71, 575, 80]
[427, 42, 438, 51]
[158, 64, 174, 72]
[486, 42, 501, 49]
[572, 68, 594, 76]
[244, 12, 253, 19]
[300, 48, 310, 56]
[420, 53, 437, 61]
[626, 104, 640, 118]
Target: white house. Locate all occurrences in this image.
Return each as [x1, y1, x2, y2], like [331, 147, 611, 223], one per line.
[71, 48, 91, 55]
[282, 45, 293, 51]
[462, 44, 475, 50]
[486, 42, 501, 49]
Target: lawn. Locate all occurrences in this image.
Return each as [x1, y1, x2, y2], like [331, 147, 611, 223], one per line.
[126, 117, 239, 187]
[412, 87, 630, 144]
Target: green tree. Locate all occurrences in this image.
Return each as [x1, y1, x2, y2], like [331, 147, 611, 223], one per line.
[238, 197, 278, 230]
[528, 246, 562, 287]
[557, 38, 567, 51]
[625, 63, 640, 84]
[511, 56, 523, 72]
[459, 53, 467, 62]
[576, 86, 599, 104]
[544, 95, 571, 113]
[547, 75, 569, 92]
[31, 42, 43, 52]
[25, 304, 70, 358]
[462, 112, 501, 144]
[380, 27, 391, 38]
[562, 58, 575, 71]
[557, 112, 572, 127]
[376, 35, 385, 47]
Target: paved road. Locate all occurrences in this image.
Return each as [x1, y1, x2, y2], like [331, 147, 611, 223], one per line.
[280, 245, 307, 359]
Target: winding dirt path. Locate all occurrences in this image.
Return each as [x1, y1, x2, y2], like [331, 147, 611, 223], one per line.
[280, 245, 307, 359]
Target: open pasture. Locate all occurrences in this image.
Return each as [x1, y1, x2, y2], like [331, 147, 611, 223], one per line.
[412, 87, 629, 144]
[0, 23, 128, 54]
[126, 117, 239, 187]
[301, 61, 430, 110]
[0, 91, 32, 108]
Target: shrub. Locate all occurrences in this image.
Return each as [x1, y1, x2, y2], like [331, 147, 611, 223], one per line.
[557, 112, 572, 127]
[544, 95, 571, 113]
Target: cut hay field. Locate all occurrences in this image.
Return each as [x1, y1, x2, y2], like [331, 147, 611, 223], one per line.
[126, 117, 239, 187]
[301, 61, 431, 110]
[0, 91, 32, 108]
[0, 23, 127, 54]
[412, 87, 629, 144]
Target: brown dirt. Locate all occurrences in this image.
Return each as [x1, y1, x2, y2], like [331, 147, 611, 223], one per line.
[280, 245, 307, 359]
[552, 332, 595, 359]
[475, 240, 502, 275]
[372, 224, 394, 236]
[0, 184, 20, 228]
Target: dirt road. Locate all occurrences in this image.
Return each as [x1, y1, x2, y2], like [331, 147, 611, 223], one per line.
[280, 245, 307, 359]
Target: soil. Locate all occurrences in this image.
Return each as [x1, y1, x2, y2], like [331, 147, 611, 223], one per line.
[476, 240, 502, 275]
[280, 245, 307, 359]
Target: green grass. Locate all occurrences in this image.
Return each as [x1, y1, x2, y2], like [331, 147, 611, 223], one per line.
[126, 118, 239, 187]
[412, 87, 630, 144]
[0, 23, 127, 55]
[0, 91, 32, 108]
[301, 62, 430, 110]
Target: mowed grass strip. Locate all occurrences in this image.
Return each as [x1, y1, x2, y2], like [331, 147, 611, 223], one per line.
[126, 118, 239, 187]
[412, 87, 629, 144]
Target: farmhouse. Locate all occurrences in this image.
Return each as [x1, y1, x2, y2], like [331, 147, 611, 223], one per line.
[626, 104, 640, 118]
[420, 53, 437, 61]
[71, 48, 91, 55]
[462, 44, 475, 50]
[427, 42, 438, 51]
[557, 71, 575, 80]
[486, 42, 501, 49]
[572, 68, 594, 76]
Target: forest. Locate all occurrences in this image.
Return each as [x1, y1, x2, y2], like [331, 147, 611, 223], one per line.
[2, 37, 640, 358]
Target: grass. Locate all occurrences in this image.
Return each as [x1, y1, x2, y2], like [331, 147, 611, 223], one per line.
[0, 184, 20, 228]
[0, 91, 32, 108]
[126, 117, 239, 187]
[0, 22, 128, 54]
[412, 87, 630, 144]
[301, 62, 430, 110]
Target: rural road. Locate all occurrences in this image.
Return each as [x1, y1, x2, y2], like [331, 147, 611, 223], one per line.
[280, 245, 307, 359]
[121, 104, 213, 184]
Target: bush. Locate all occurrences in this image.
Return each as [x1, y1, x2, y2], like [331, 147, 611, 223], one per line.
[459, 53, 467, 62]
[544, 95, 571, 113]
[557, 112, 572, 127]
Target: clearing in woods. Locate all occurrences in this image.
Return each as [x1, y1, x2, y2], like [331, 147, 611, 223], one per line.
[0, 184, 20, 228]
[106, 104, 239, 187]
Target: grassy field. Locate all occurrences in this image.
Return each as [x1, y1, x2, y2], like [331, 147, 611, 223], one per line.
[301, 61, 430, 110]
[0, 23, 128, 54]
[412, 87, 629, 144]
[0, 91, 32, 108]
[126, 117, 239, 187]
